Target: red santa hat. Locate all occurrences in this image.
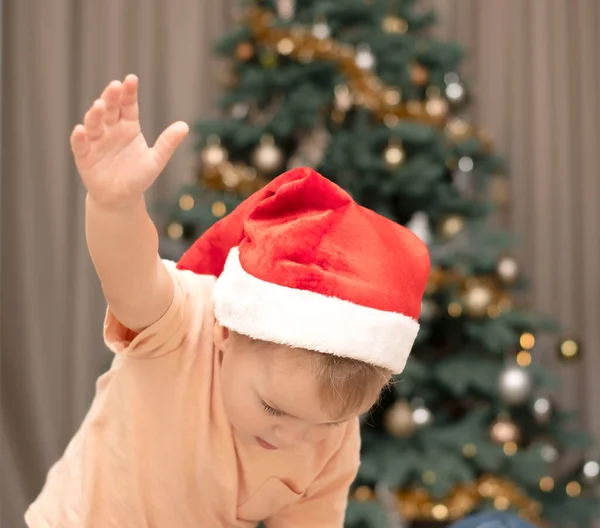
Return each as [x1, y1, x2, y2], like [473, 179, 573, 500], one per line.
[176, 167, 430, 374]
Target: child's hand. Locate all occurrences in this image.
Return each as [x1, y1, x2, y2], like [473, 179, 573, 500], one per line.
[70, 74, 189, 209]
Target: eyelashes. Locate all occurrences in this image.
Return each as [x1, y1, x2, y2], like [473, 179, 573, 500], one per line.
[261, 400, 284, 417]
[260, 400, 341, 427]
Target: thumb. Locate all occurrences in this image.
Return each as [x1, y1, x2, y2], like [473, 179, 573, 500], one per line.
[152, 121, 189, 171]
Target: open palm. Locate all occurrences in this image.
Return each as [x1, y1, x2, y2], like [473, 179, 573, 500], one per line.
[71, 74, 188, 209]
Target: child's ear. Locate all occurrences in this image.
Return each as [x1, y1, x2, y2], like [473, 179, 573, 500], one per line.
[213, 322, 231, 351]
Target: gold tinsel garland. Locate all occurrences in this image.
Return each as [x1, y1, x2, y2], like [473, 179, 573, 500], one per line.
[246, 7, 442, 126]
[352, 475, 546, 526]
[194, 7, 498, 191]
[244, 6, 491, 150]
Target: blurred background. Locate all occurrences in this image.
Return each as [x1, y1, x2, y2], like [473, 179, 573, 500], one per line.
[1, 1, 599, 527]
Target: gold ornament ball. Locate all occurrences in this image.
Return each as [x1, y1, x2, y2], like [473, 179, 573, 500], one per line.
[384, 114, 399, 128]
[431, 504, 449, 521]
[201, 139, 228, 169]
[558, 338, 581, 361]
[384, 400, 416, 438]
[497, 256, 519, 285]
[411, 64, 429, 87]
[406, 99, 423, 116]
[276, 37, 295, 55]
[425, 95, 449, 119]
[251, 135, 284, 174]
[382, 15, 408, 34]
[384, 141, 406, 170]
[235, 41, 254, 61]
[439, 214, 465, 239]
[490, 414, 521, 444]
[167, 222, 183, 240]
[211, 201, 227, 218]
[383, 89, 401, 106]
[220, 166, 241, 188]
[446, 118, 471, 140]
[353, 485, 374, 501]
[461, 280, 495, 317]
[448, 301, 463, 318]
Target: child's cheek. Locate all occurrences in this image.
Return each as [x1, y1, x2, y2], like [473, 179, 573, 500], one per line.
[305, 427, 330, 444]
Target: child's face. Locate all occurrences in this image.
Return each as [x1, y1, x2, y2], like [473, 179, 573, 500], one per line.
[214, 324, 370, 451]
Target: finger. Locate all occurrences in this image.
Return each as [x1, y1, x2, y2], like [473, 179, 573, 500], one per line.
[70, 124, 90, 158]
[101, 80, 122, 126]
[120, 74, 139, 121]
[152, 121, 189, 172]
[84, 99, 106, 140]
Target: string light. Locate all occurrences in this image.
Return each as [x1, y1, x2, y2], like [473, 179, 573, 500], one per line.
[516, 350, 532, 367]
[539, 477, 554, 492]
[520, 332, 535, 350]
[179, 194, 195, 211]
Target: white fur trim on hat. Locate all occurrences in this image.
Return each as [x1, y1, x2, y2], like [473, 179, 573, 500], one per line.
[213, 247, 420, 373]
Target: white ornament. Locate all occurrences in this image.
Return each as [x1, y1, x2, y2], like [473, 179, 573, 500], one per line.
[411, 398, 433, 428]
[498, 364, 533, 405]
[312, 19, 330, 39]
[540, 443, 559, 463]
[355, 44, 375, 70]
[583, 460, 600, 484]
[532, 397, 552, 424]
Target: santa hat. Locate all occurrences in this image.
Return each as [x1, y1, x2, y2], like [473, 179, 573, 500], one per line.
[177, 167, 430, 374]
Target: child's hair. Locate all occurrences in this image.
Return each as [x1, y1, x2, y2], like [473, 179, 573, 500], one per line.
[299, 348, 393, 419]
[231, 330, 392, 419]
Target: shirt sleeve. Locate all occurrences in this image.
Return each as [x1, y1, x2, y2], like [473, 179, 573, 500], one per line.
[265, 419, 362, 528]
[103, 260, 209, 359]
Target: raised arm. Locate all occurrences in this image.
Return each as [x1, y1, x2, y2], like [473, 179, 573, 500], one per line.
[71, 74, 189, 331]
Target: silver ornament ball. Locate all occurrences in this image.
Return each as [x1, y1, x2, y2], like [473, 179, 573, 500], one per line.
[355, 44, 375, 70]
[251, 135, 284, 174]
[201, 138, 228, 169]
[540, 442, 559, 463]
[532, 397, 552, 424]
[497, 256, 520, 285]
[411, 400, 433, 429]
[582, 459, 600, 484]
[498, 364, 533, 405]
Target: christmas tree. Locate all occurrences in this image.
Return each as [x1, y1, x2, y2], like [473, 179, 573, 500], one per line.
[157, 1, 600, 526]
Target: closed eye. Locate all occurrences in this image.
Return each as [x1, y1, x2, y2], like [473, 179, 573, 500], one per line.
[261, 400, 284, 417]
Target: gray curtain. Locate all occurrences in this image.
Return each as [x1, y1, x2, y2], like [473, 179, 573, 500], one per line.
[1, 1, 234, 525]
[2, 1, 599, 527]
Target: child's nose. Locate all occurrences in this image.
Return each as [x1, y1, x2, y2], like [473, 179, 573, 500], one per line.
[273, 423, 311, 447]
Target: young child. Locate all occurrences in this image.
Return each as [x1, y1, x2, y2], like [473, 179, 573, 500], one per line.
[25, 75, 430, 527]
